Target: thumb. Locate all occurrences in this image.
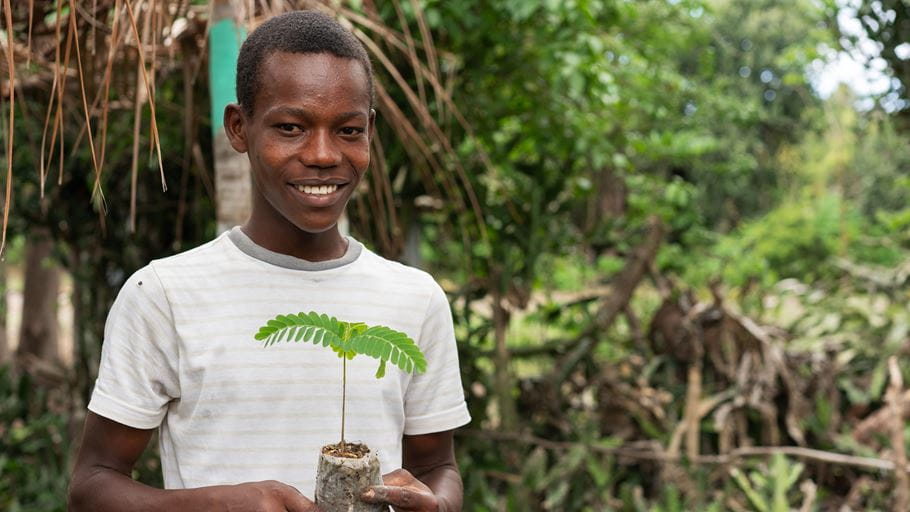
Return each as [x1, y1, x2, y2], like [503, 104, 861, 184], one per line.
[361, 486, 381, 503]
[362, 485, 426, 508]
[280, 485, 320, 512]
[361, 485, 395, 503]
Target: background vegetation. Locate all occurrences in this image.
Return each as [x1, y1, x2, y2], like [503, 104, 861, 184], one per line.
[1, 0, 909, 510]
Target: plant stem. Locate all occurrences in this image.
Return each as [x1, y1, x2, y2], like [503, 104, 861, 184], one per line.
[341, 356, 346, 451]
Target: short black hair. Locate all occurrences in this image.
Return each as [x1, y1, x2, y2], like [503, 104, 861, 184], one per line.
[236, 10, 374, 115]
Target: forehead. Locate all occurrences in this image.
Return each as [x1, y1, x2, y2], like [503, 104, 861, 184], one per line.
[253, 52, 371, 115]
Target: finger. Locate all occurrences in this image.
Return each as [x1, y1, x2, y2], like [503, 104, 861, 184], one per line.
[362, 485, 435, 509]
[284, 496, 320, 512]
[381, 468, 416, 487]
[279, 485, 320, 512]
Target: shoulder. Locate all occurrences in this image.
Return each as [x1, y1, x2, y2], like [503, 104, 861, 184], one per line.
[148, 233, 235, 274]
[357, 246, 443, 295]
[140, 233, 244, 290]
[112, 234, 236, 308]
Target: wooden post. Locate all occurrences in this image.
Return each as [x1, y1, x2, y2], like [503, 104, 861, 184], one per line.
[209, 0, 250, 234]
[888, 356, 909, 512]
[492, 288, 517, 431]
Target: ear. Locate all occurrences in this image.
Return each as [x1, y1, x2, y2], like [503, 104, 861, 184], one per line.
[368, 108, 377, 141]
[223, 103, 249, 153]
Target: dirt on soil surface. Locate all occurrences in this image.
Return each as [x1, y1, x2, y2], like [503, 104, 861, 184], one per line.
[322, 442, 370, 459]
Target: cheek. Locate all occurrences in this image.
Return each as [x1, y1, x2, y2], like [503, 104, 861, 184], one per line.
[253, 140, 295, 172]
[347, 143, 372, 172]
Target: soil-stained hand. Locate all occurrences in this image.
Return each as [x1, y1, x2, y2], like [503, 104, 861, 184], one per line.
[224, 480, 322, 512]
[361, 469, 439, 512]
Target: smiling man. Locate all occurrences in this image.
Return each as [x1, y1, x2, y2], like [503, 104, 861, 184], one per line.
[68, 11, 470, 512]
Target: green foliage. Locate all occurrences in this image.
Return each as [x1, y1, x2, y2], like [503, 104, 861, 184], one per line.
[0, 370, 161, 509]
[713, 195, 849, 286]
[0, 367, 69, 512]
[850, 116, 910, 217]
[832, 0, 910, 117]
[254, 311, 427, 377]
[7, 0, 907, 510]
[3, 67, 216, 403]
[729, 455, 805, 512]
[256, 312, 346, 349]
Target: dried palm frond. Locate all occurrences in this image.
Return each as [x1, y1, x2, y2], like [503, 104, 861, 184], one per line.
[1, 0, 16, 255]
[3, 0, 486, 259]
[69, 0, 104, 210]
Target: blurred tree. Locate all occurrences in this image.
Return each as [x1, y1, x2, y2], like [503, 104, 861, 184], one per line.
[16, 228, 60, 369]
[0, 1, 905, 510]
[382, 0, 835, 434]
[0, 1, 217, 398]
[0, 263, 5, 362]
[840, 0, 910, 125]
[0, 0, 486, 398]
[669, 0, 831, 229]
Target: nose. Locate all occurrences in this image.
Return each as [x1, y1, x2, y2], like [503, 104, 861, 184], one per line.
[301, 128, 342, 169]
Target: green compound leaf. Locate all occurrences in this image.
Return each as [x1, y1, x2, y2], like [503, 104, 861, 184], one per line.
[254, 312, 426, 378]
[330, 344, 357, 359]
[254, 311, 345, 350]
[348, 325, 427, 375]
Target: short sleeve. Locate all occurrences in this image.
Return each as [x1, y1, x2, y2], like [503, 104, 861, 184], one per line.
[87, 265, 180, 429]
[403, 282, 471, 435]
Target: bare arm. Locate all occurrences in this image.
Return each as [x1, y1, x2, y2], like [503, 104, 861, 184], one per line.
[361, 430, 462, 512]
[68, 412, 319, 512]
[404, 431, 462, 511]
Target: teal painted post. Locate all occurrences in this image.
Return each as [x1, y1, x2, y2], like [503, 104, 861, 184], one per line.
[209, 15, 245, 133]
[209, 0, 251, 233]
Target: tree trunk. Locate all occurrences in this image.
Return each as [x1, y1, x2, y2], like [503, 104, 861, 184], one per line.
[584, 166, 626, 235]
[17, 228, 60, 365]
[492, 290, 517, 431]
[70, 246, 94, 404]
[0, 261, 6, 362]
[400, 219, 422, 268]
[210, 0, 251, 234]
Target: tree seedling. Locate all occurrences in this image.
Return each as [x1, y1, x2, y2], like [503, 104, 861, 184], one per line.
[254, 311, 427, 511]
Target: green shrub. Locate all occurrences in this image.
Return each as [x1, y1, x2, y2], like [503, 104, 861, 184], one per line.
[713, 194, 854, 287]
[0, 366, 70, 512]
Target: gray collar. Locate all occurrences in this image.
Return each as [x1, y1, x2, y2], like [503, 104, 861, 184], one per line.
[227, 227, 363, 271]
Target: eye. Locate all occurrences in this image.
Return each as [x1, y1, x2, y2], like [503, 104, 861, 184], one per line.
[275, 123, 302, 134]
[339, 126, 365, 137]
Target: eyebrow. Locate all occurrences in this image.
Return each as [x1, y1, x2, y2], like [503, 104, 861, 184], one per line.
[266, 106, 367, 122]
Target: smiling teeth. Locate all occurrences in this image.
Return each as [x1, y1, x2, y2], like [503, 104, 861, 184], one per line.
[295, 184, 338, 195]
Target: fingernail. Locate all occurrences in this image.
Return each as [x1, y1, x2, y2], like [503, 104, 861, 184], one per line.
[362, 489, 375, 500]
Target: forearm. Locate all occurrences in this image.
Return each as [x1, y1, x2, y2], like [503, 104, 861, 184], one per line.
[68, 466, 225, 512]
[415, 463, 463, 512]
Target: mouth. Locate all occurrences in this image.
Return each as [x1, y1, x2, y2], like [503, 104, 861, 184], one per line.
[286, 181, 348, 207]
[293, 183, 339, 195]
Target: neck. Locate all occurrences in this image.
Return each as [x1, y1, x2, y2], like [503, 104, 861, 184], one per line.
[241, 215, 348, 262]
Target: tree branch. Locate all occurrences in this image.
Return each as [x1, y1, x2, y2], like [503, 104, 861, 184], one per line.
[552, 217, 664, 381]
[458, 429, 910, 474]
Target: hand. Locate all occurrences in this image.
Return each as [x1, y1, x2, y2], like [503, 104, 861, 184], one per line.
[361, 469, 438, 512]
[222, 480, 321, 512]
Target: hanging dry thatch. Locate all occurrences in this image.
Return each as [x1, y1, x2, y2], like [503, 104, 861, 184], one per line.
[0, 0, 487, 256]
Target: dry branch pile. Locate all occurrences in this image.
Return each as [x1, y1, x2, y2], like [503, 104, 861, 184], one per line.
[459, 257, 910, 510]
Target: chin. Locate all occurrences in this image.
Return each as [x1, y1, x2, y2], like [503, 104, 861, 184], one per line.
[291, 219, 339, 234]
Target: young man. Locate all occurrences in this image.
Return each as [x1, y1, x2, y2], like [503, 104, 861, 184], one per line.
[68, 11, 470, 512]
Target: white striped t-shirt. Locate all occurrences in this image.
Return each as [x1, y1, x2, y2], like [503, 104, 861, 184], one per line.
[88, 227, 471, 496]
